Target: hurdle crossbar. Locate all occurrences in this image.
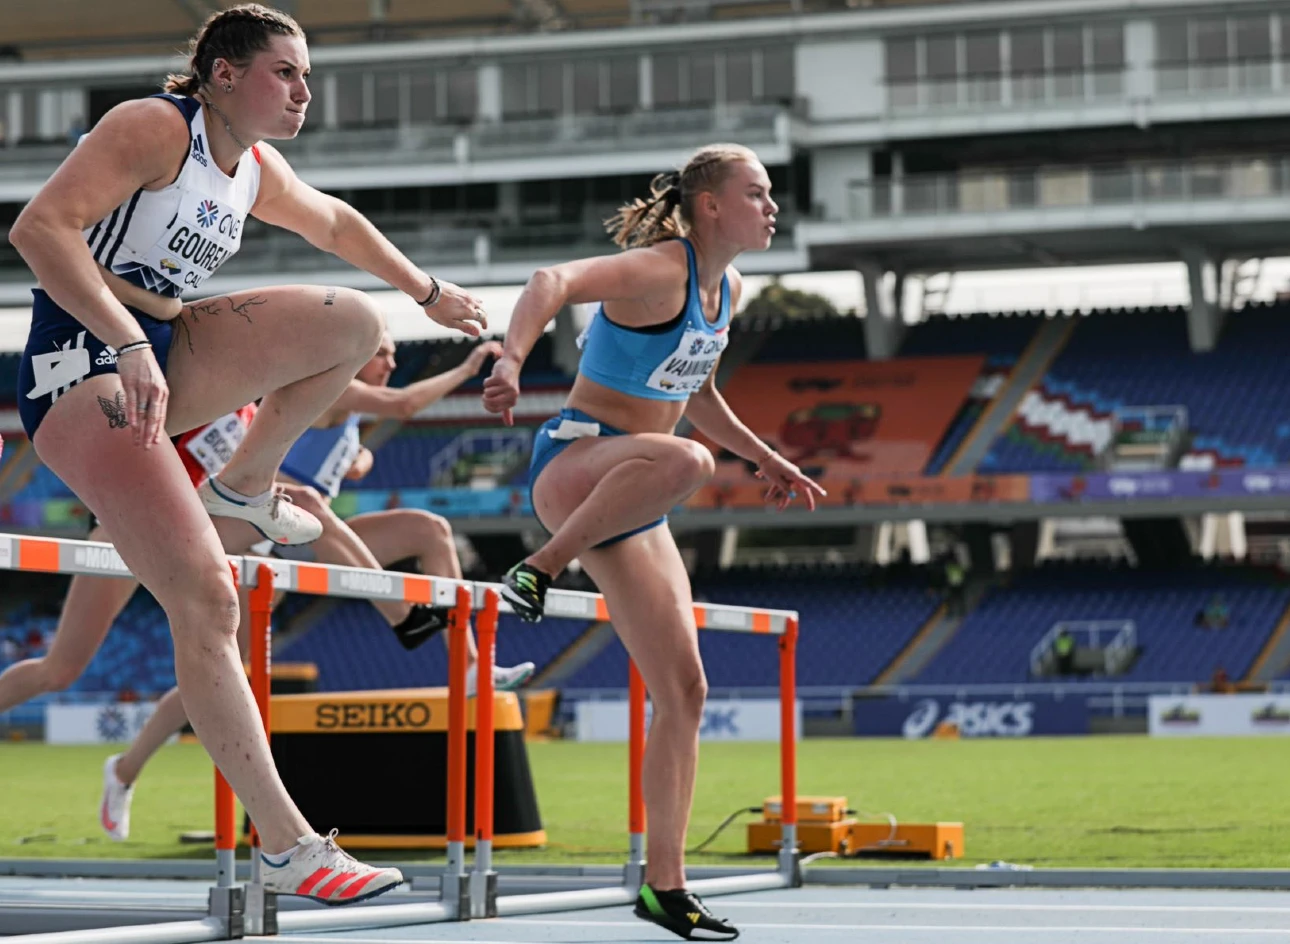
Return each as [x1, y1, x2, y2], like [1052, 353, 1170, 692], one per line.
[0, 535, 801, 941]
[467, 581, 802, 919]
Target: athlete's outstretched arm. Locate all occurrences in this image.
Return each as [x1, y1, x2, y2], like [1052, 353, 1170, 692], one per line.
[483, 243, 686, 424]
[333, 341, 502, 420]
[248, 144, 485, 337]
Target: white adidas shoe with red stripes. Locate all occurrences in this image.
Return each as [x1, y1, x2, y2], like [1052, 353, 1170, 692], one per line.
[99, 754, 134, 842]
[260, 829, 403, 905]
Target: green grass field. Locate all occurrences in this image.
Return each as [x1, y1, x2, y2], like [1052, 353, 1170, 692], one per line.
[1, 737, 1287, 868]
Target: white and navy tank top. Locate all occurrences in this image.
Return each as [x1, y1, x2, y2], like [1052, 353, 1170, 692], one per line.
[576, 238, 730, 401]
[280, 414, 362, 499]
[82, 94, 260, 298]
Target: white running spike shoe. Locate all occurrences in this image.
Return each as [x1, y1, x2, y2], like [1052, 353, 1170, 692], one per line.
[99, 754, 134, 842]
[260, 830, 404, 905]
[198, 479, 323, 546]
[465, 661, 537, 697]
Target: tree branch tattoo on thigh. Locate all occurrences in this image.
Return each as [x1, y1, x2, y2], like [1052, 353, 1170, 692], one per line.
[172, 295, 268, 355]
[97, 392, 128, 429]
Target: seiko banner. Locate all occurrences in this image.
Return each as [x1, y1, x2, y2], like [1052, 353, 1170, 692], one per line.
[854, 693, 1090, 738]
[575, 699, 801, 742]
[1148, 694, 1290, 737]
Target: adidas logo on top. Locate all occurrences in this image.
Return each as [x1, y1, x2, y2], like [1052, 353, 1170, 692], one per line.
[94, 345, 117, 367]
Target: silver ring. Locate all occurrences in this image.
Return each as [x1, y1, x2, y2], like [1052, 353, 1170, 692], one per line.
[140, 402, 151, 413]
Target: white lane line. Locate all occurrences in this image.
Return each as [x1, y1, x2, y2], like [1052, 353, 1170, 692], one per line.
[503, 918, 1290, 935]
[264, 938, 539, 944]
[266, 933, 1290, 943]
[717, 902, 1290, 914]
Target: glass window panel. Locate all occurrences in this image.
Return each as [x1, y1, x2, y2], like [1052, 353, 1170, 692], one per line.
[1156, 19, 1189, 64]
[1011, 28, 1044, 72]
[725, 49, 754, 103]
[689, 52, 716, 104]
[501, 63, 530, 118]
[409, 71, 436, 123]
[537, 61, 564, 115]
[762, 46, 794, 100]
[964, 31, 1000, 76]
[609, 56, 638, 110]
[373, 71, 401, 126]
[445, 69, 476, 122]
[653, 52, 681, 106]
[1052, 26, 1084, 70]
[926, 35, 958, 79]
[572, 60, 601, 113]
[1233, 15, 1271, 59]
[1193, 17, 1229, 63]
[885, 38, 918, 82]
[335, 71, 364, 127]
[1091, 24, 1124, 66]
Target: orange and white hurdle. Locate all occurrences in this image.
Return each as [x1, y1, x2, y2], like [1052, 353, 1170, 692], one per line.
[1, 533, 801, 941]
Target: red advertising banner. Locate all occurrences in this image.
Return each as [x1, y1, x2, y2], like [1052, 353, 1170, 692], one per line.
[697, 356, 986, 480]
[686, 474, 1031, 510]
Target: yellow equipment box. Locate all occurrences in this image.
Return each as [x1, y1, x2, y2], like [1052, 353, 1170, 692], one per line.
[747, 794, 964, 859]
[847, 821, 964, 860]
[760, 795, 849, 824]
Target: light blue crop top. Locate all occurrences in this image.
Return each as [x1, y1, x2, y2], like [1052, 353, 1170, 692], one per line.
[576, 238, 730, 401]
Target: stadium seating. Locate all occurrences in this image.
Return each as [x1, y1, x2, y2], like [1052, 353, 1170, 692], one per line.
[560, 565, 943, 691]
[899, 313, 1046, 475]
[348, 428, 459, 490]
[914, 562, 1290, 685]
[981, 304, 1290, 472]
[0, 591, 174, 707]
[278, 600, 589, 691]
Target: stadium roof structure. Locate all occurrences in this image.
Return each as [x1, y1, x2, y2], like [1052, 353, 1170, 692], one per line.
[1, 0, 964, 61]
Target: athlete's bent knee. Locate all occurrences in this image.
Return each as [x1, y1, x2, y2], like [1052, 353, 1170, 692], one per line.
[332, 289, 384, 360]
[413, 511, 453, 545]
[662, 441, 716, 494]
[653, 666, 708, 725]
[166, 571, 240, 642]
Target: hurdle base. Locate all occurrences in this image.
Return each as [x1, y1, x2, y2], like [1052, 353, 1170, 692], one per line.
[441, 871, 471, 920]
[779, 847, 803, 887]
[207, 885, 244, 939]
[242, 885, 277, 937]
[624, 858, 646, 895]
[470, 869, 498, 918]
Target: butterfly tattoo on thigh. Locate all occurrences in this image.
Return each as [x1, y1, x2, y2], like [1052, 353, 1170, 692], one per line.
[97, 392, 128, 429]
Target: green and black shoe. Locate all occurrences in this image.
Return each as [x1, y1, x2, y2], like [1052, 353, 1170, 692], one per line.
[390, 604, 451, 651]
[634, 885, 739, 941]
[501, 562, 552, 623]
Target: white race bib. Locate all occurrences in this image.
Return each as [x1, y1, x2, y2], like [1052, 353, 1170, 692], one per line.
[140, 190, 245, 294]
[185, 411, 251, 478]
[645, 328, 728, 396]
[315, 425, 362, 497]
